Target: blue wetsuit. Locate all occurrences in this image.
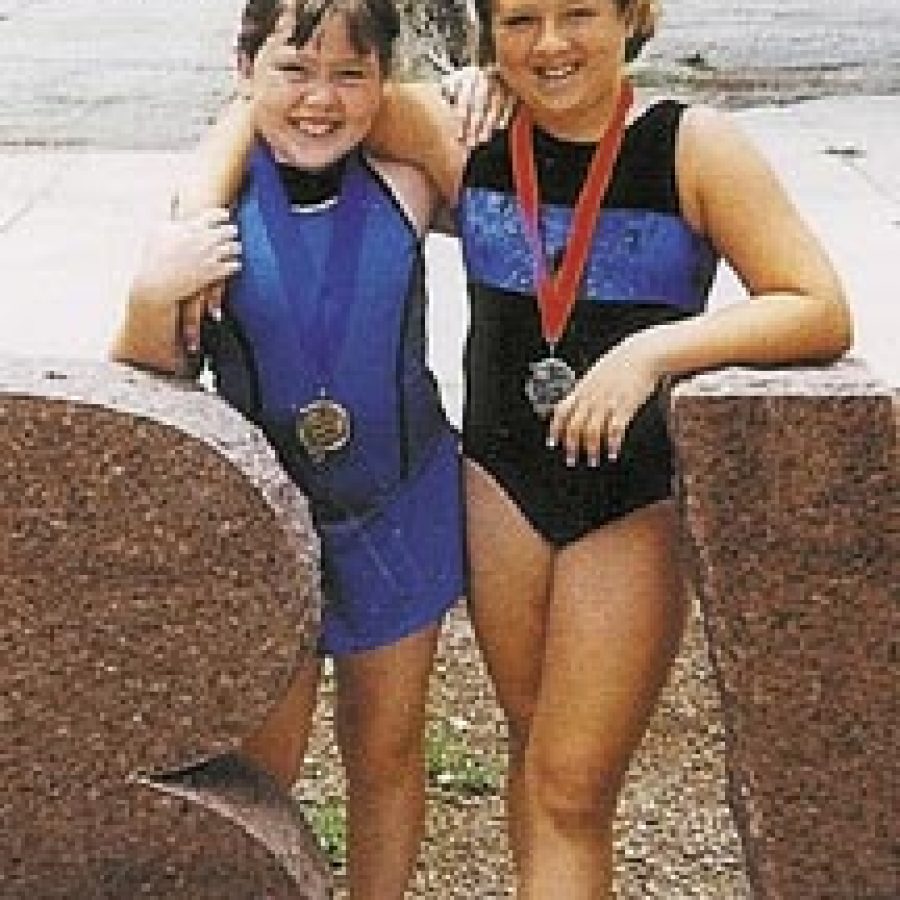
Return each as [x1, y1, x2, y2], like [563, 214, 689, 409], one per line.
[203, 143, 463, 656]
[459, 101, 718, 545]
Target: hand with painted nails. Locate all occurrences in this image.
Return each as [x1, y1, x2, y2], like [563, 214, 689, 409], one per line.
[132, 209, 241, 353]
[547, 336, 664, 467]
[137, 210, 239, 306]
[440, 64, 516, 148]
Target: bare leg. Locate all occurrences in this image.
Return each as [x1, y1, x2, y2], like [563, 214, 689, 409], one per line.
[464, 461, 555, 873]
[240, 656, 321, 791]
[522, 500, 687, 899]
[335, 622, 442, 900]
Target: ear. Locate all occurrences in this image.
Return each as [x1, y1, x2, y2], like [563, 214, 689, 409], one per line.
[235, 50, 255, 98]
[236, 49, 254, 81]
[621, 3, 638, 34]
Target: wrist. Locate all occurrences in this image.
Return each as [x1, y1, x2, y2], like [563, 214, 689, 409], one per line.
[619, 329, 670, 382]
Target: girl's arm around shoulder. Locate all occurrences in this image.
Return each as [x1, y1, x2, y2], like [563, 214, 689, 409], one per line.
[644, 104, 854, 376]
[367, 157, 441, 238]
[176, 96, 256, 214]
[366, 81, 470, 209]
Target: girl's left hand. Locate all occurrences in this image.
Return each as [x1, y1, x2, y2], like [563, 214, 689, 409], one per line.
[548, 337, 665, 466]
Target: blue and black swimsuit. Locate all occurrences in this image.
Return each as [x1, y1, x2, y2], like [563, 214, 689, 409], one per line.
[459, 100, 719, 545]
[203, 144, 463, 656]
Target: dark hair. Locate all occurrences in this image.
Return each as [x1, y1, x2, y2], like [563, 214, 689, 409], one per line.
[470, 0, 658, 64]
[237, 0, 401, 71]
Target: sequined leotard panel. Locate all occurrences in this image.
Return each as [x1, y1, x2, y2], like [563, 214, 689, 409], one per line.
[459, 101, 718, 545]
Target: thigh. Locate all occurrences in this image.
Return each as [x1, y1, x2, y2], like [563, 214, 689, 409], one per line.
[465, 460, 555, 728]
[529, 500, 687, 785]
[335, 622, 441, 770]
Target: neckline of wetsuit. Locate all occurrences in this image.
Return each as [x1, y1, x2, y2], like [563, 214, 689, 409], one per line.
[276, 155, 348, 209]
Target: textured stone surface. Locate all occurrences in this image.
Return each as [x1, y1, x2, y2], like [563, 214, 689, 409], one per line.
[669, 359, 898, 899]
[0, 358, 330, 897]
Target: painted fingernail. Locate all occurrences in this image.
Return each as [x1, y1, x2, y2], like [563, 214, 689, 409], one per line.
[607, 446, 619, 462]
[566, 455, 577, 468]
[588, 455, 600, 469]
[545, 435, 557, 449]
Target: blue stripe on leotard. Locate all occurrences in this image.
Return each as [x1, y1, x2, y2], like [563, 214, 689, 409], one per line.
[459, 187, 717, 312]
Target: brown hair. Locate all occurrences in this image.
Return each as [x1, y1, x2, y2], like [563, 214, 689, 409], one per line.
[237, 0, 401, 71]
[470, 0, 660, 64]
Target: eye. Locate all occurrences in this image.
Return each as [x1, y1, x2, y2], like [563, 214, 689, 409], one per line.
[564, 5, 598, 21]
[279, 62, 314, 82]
[334, 67, 368, 82]
[498, 11, 538, 30]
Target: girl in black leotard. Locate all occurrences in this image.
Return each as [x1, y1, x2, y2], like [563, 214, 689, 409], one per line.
[189, 1, 853, 895]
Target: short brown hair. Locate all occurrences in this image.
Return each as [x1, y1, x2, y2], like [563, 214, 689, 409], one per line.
[237, 0, 401, 71]
[471, 0, 659, 64]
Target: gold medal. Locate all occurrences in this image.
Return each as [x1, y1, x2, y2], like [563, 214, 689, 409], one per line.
[295, 397, 352, 464]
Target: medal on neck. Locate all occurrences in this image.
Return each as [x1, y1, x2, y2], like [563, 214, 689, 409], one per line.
[254, 147, 366, 465]
[291, 161, 367, 464]
[512, 81, 634, 418]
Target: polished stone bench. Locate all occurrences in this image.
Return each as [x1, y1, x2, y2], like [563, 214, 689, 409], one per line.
[0, 358, 331, 898]
[669, 360, 897, 899]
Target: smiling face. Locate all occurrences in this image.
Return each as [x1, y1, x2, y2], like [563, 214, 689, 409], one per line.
[489, 0, 634, 140]
[250, 9, 385, 169]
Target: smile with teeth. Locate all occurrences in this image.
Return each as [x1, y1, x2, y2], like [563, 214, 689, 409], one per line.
[535, 64, 579, 81]
[293, 119, 341, 137]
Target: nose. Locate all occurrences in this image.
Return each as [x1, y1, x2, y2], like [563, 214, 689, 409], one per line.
[533, 15, 569, 55]
[299, 76, 339, 109]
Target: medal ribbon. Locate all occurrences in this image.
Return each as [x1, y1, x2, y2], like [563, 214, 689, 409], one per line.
[511, 80, 634, 348]
[251, 145, 368, 397]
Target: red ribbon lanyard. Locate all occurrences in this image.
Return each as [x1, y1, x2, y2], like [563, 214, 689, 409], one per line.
[511, 81, 634, 348]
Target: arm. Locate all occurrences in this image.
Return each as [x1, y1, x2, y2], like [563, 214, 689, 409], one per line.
[175, 96, 256, 215]
[550, 107, 854, 464]
[638, 106, 852, 372]
[366, 81, 471, 207]
[110, 211, 241, 376]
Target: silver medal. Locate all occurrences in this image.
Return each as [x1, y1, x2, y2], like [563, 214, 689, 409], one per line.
[525, 357, 577, 418]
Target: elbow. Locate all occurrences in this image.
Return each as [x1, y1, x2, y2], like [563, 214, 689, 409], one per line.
[820, 281, 855, 362]
[800, 272, 854, 364]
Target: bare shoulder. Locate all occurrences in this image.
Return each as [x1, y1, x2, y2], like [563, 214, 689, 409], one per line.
[676, 104, 781, 233]
[366, 156, 438, 237]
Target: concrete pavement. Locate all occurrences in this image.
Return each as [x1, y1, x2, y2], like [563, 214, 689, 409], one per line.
[0, 95, 897, 433]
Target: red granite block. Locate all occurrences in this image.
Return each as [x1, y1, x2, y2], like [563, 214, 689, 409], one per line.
[669, 361, 897, 899]
[0, 358, 330, 897]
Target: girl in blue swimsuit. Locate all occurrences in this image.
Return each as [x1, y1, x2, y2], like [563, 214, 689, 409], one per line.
[167, 0, 854, 895]
[114, 3, 462, 897]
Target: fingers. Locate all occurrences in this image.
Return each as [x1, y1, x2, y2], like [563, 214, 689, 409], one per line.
[441, 66, 516, 147]
[549, 391, 611, 468]
[547, 385, 641, 466]
[180, 284, 226, 356]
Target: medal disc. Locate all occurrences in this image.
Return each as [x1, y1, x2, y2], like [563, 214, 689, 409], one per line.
[295, 398, 352, 463]
[525, 357, 577, 418]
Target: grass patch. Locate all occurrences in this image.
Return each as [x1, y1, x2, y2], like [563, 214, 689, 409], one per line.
[305, 796, 347, 868]
[426, 719, 502, 797]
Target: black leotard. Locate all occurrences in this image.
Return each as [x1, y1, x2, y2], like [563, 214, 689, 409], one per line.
[458, 101, 718, 545]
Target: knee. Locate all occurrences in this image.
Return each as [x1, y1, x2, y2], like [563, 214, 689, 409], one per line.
[526, 748, 624, 828]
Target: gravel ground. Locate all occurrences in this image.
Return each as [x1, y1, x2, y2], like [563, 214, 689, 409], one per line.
[294, 597, 750, 899]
